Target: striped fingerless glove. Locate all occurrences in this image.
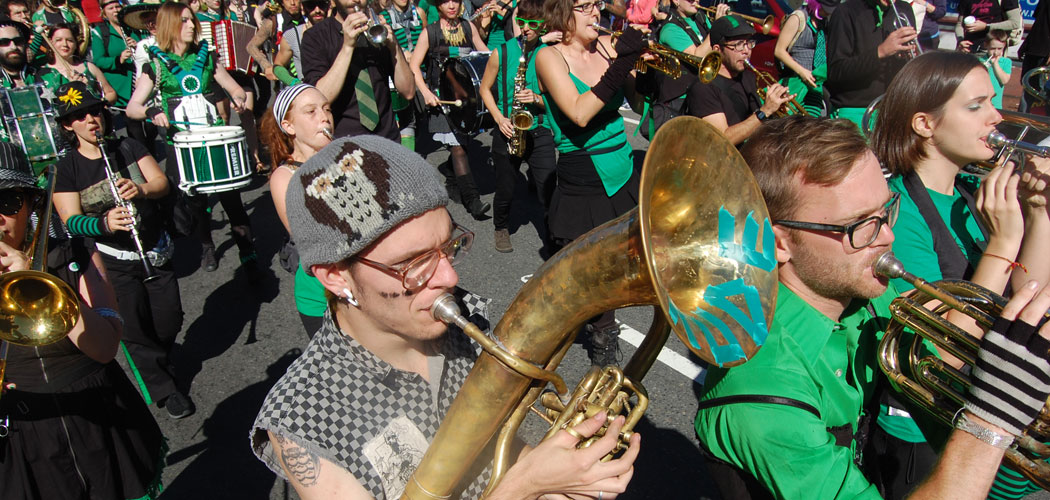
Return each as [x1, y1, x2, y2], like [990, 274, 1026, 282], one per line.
[965, 316, 1050, 436]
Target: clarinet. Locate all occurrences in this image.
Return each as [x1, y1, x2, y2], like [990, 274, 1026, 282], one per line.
[96, 132, 159, 282]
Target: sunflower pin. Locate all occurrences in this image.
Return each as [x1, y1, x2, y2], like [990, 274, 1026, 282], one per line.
[59, 87, 83, 107]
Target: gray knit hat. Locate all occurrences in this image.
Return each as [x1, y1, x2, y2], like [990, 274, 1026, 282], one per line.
[286, 135, 450, 275]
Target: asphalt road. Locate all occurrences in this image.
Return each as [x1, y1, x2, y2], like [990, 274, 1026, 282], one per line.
[142, 109, 1048, 500]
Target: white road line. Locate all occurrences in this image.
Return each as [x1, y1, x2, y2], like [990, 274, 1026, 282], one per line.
[622, 116, 640, 125]
[617, 322, 707, 385]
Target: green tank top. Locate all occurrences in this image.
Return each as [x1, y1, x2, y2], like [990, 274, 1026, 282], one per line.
[543, 68, 632, 196]
[494, 38, 542, 128]
[148, 44, 218, 116]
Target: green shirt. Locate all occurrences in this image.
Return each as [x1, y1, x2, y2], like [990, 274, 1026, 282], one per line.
[493, 38, 543, 128]
[981, 55, 1012, 110]
[91, 24, 142, 107]
[695, 283, 894, 500]
[658, 16, 701, 53]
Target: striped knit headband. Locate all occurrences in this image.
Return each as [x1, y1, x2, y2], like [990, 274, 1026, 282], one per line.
[272, 83, 316, 133]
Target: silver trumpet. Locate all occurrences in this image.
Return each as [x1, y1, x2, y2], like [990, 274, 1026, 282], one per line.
[889, 0, 922, 58]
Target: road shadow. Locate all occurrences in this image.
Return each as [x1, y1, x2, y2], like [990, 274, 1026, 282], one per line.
[161, 349, 302, 499]
[620, 416, 722, 500]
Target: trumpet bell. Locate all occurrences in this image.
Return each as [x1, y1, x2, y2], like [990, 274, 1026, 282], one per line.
[0, 270, 80, 346]
[368, 25, 387, 45]
[758, 15, 775, 35]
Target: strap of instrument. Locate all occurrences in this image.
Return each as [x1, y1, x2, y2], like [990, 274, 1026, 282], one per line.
[696, 394, 822, 418]
[665, 11, 702, 46]
[901, 172, 985, 281]
[500, 39, 509, 114]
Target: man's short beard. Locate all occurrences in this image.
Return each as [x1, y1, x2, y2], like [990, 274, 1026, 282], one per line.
[0, 51, 26, 73]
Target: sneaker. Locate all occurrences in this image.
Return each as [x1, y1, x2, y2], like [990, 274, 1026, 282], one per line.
[466, 199, 491, 221]
[164, 392, 196, 419]
[494, 229, 513, 253]
[587, 326, 622, 367]
[201, 246, 218, 272]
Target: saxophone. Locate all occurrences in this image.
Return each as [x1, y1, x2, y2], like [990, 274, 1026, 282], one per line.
[506, 51, 534, 157]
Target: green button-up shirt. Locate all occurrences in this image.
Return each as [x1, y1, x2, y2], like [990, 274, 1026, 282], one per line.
[695, 282, 896, 500]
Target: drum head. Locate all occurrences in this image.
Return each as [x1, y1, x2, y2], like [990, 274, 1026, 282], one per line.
[440, 54, 493, 135]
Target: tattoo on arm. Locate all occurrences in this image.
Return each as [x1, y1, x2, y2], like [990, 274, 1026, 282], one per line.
[275, 433, 321, 487]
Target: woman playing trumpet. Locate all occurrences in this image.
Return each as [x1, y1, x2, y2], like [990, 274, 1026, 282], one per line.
[51, 81, 194, 419]
[0, 141, 166, 500]
[870, 50, 1050, 499]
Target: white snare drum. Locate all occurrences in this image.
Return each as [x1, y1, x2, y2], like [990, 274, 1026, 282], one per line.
[172, 126, 252, 194]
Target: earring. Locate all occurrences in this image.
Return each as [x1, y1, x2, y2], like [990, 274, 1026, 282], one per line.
[342, 287, 359, 307]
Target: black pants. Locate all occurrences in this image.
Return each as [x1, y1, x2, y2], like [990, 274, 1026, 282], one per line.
[869, 425, 938, 500]
[124, 117, 158, 157]
[187, 190, 254, 255]
[490, 127, 557, 231]
[105, 255, 184, 403]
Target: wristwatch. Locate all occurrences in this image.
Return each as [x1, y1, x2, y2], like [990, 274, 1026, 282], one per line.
[755, 110, 769, 122]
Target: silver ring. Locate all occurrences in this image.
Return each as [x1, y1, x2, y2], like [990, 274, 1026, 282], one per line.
[598, 491, 603, 500]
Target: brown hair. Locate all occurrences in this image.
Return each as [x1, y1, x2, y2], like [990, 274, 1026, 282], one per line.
[542, 0, 576, 38]
[986, 29, 1010, 44]
[156, 2, 201, 52]
[518, 0, 544, 21]
[870, 51, 983, 176]
[259, 112, 294, 172]
[46, 22, 81, 64]
[741, 116, 871, 220]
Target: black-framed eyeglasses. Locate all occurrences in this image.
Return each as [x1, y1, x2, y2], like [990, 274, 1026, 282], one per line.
[354, 223, 474, 292]
[774, 192, 900, 249]
[0, 190, 28, 216]
[515, 17, 545, 30]
[724, 39, 756, 52]
[573, 0, 604, 12]
[0, 36, 26, 47]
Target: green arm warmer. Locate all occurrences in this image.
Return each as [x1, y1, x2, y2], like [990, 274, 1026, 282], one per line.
[273, 65, 300, 86]
[66, 214, 106, 236]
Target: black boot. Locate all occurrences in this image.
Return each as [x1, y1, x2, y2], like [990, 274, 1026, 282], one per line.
[587, 324, 622, 367]
[438, 161, 460, 203]
[456, 174, 490, 220]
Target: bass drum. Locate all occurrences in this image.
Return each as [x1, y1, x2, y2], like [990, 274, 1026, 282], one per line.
[439, 52, 493, 135]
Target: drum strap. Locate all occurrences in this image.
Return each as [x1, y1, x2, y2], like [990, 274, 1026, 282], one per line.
[147, 43, 211, 95]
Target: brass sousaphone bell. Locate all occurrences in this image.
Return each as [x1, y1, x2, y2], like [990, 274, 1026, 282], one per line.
[402, 117, 779, 499]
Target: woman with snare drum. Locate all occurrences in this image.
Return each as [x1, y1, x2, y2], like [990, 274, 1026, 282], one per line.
[126, 1, 260, 276]
[870, 50, 1050, 499]
[0, 140, 166, 500]
[36, 22, 117, 104]
[410, 0, 492, 220]
[258, 83, 332, 337]
[534, 0, 646, 366]
[51, 81, 194, 420]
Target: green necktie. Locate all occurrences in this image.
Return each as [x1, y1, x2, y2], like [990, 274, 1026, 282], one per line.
[355, 68, 379, 131]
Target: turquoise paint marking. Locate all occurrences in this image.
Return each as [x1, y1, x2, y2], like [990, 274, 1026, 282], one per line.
[666, 279, 770, 367]
[717, 207, 775, 271]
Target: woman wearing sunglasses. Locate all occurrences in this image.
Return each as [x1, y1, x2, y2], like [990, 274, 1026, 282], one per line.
[36, 22, 117, 104]
[270, 0, 331, 86]
[0, 141, 166, 500]
[50, 81, 195, 419]
[478, 0, 558, 253]
[869, 50, 1050, 499]
[534, 0, 646, 366]
[259, 83, 333, 337]
[409, 0, 491, 220]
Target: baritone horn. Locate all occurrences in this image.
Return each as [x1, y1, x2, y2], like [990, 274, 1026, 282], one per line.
[873, 252, 1050, 489]
[0, 165, 82, 403]
[1022, 66, 1050, 106]
[402, 116, 779, 499]
[591, 24, 722, 82]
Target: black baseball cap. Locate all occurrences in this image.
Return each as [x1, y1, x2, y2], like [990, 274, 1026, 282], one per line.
[708, 14, 756, 46]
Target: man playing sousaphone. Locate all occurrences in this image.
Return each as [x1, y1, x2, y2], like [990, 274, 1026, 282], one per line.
[251, 135, 639, 499]
[695, 115, 1050, 500]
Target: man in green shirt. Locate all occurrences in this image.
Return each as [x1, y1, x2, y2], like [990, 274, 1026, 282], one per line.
[695, 115, 1050, 499]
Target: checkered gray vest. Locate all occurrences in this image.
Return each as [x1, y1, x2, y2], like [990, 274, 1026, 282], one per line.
[251, 289, 493, 499]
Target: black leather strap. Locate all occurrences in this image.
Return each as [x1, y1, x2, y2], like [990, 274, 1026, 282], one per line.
[900, 172, 988, 281]
[697, 394, 822, 419]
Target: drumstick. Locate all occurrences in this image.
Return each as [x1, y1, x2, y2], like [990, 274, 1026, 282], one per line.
[436, 99, 463, 107]
[145, 119, 213, 127]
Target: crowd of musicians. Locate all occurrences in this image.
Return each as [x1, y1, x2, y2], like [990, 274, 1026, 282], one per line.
[2, 0, 1050, 496]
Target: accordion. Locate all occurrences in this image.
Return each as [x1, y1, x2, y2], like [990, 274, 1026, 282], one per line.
[210, 20, 256, 74]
